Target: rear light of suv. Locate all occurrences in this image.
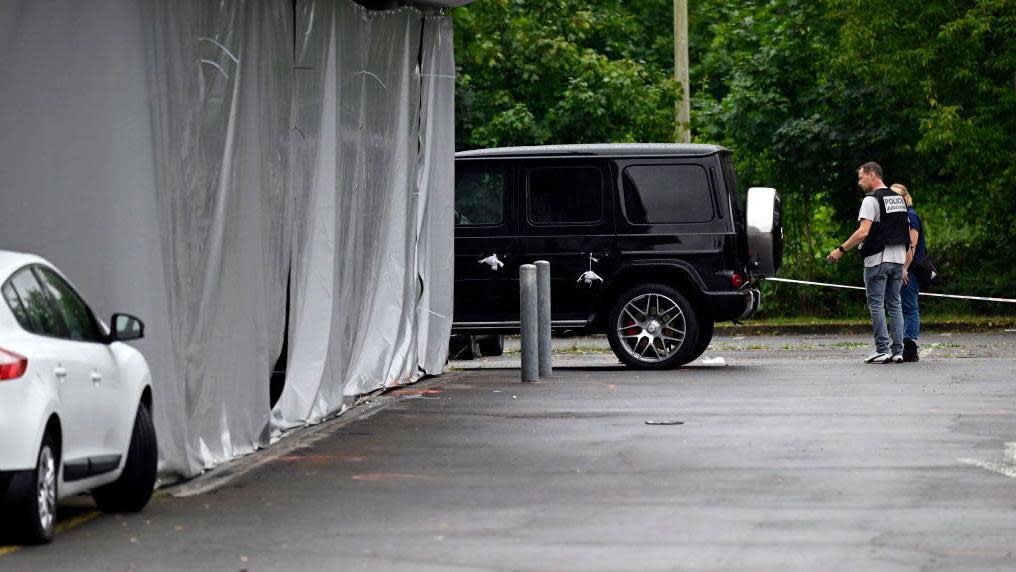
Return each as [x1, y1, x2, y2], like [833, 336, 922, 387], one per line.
[0, 347, 28, 380]
[731, 273, 747, 288]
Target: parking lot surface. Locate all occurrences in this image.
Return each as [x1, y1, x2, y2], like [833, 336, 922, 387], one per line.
[2, 332, 1015, 571]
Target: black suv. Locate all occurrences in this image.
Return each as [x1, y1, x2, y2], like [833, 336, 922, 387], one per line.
[452, 144, 781, 369]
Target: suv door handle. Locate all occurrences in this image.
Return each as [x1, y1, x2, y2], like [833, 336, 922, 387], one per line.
[54, 366, 67, 379]
[90, 371, 103, 384]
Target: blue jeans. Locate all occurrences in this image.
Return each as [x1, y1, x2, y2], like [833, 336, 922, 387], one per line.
[863, 263, 904, 355]
[900, 275, 920, 340]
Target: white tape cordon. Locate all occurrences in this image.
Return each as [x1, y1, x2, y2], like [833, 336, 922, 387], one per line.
[766, 277, 1016, 304]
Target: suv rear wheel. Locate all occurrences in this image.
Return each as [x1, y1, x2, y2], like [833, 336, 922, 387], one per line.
[607, 283, 700, 369]
[687, 319, 715, 363]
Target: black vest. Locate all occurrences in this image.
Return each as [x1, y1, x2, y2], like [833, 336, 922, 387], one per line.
[857, 188, 910, 258]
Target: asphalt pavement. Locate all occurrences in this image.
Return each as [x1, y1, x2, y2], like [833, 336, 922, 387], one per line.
[2, 331, 1016, 571]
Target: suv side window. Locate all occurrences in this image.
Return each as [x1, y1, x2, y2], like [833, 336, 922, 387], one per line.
[456, 169, 506, 226]
[527, 166, 603, 225]
[5, 268, 67, 337]
[622, 164, 714, 224]
[721, 154, 744, 216]
[35, 267, 104, 342]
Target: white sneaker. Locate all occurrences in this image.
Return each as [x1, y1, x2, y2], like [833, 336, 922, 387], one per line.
[890, 354, 904, 364]
[865, 352, 890, 363]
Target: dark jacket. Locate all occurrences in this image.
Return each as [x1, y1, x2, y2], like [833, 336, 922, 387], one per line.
[858, 188, 910, 258]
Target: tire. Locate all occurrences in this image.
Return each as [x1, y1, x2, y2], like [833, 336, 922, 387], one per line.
[448, 335, 476, 360]
[14, 433, 58, 544]
[477, 335, 504, 357]
[687, 318, 715, 363]
[607, 283, 700, 370]
[93, 403, 157, 513]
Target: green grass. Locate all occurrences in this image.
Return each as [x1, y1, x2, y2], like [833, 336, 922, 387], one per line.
[824, 341, 869, 349]
[741, 314, 1015, 327]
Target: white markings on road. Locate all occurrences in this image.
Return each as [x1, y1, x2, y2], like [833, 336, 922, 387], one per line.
[0, 510, 101, 556]
[958, 441, 1016, 479]
[959, 458, 1016, 479]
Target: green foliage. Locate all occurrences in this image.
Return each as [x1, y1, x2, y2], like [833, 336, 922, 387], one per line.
[454, 0, 681, 148]
[453, 0, 1016, 317]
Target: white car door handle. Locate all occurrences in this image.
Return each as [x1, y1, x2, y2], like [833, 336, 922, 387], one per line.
[54, 366, 67, 379]
[90, 371, 103, 384]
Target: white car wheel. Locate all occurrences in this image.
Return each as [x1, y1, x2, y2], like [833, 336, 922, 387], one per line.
[16, 434, 58, 544]
[36, 444, 57, 534]
[92, 403, 157, 513]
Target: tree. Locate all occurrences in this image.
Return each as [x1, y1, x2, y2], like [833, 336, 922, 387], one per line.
[453, 0, 1016, 315]
[453, 0, 681, 149]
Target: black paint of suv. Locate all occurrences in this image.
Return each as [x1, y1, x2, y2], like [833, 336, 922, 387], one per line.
[451, 144, 782, 369]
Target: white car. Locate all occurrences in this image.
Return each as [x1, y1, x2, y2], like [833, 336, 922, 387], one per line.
[0, 250, 156, 544]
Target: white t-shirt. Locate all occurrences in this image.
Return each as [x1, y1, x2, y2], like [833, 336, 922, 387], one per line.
[858, 195, 907, 267]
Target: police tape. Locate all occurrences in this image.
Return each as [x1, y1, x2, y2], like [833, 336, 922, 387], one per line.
[766, 277, 1016, 304]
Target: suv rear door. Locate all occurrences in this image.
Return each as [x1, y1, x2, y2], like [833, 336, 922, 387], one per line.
[518, 159, 616, 324]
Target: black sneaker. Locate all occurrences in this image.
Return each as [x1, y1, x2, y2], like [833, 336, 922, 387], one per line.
[903, 339, 919, 362]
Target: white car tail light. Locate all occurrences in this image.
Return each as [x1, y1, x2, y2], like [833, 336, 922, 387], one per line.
[0, 347, 28, 380]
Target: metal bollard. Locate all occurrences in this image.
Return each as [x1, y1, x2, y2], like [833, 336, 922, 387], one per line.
[535, 260, 553, 378]
[519, 264, 539, 382]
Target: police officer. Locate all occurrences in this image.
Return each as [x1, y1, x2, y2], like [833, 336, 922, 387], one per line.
[826, 162, 911, 363]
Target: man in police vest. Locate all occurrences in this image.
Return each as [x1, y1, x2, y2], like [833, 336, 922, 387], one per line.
[826, 162, 911, 363]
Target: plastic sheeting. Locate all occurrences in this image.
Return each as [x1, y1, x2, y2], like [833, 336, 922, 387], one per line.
[0, 0, 454, 479]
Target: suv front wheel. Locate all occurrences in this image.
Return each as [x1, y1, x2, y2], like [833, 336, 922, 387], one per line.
[607, 283, 700, 370]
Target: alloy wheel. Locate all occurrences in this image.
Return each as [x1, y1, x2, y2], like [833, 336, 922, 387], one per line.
[36, 445, 56, 535]
[615, 292, 687, 363]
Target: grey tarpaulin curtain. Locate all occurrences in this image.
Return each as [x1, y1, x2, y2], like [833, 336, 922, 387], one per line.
[416, 16, 455, 376]
[0, 0, 455, 479]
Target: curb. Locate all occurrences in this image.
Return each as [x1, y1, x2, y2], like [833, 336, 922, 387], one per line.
[716, 320, 1016, 336]
[162, 373, 459, 498]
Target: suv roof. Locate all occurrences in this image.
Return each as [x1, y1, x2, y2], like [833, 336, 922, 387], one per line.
[456, 143, 728, 159]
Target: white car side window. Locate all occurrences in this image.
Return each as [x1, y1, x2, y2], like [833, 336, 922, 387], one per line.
[6, 269, 65, 337]
[35, 268, 104, 342]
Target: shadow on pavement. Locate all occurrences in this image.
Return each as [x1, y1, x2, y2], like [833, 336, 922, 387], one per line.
[0, 497, 97, 547]
[452, 364, 753, 373]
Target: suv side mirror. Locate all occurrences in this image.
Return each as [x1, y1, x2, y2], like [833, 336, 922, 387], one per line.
[109, 313, 145, 342]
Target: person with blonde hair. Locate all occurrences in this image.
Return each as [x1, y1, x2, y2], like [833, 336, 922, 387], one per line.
[892, 183, 926, 362]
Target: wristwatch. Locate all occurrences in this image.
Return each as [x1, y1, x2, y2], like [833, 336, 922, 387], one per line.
[837, 245, 847, 254]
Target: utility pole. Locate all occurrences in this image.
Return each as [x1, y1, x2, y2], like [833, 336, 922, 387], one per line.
[674, 0, 690, 143]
